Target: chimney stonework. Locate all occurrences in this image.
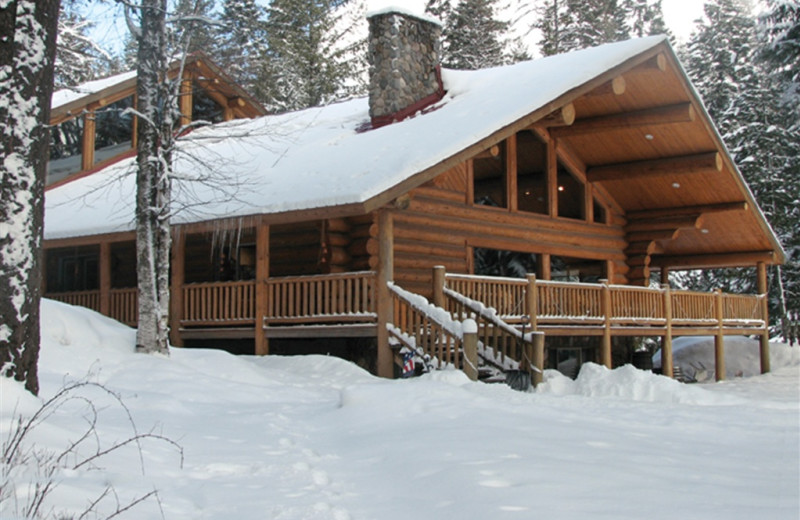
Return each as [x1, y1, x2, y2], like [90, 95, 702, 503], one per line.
[367, 10, 444, 127]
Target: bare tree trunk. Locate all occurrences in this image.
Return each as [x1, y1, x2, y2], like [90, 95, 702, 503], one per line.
[0, 0, 60, 394]
[134, 0, 172, 355]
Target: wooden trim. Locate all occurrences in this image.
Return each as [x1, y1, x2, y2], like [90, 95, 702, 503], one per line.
[264, 324, 377, 339]
[44, 231, 136, 249]
[179, 75, 193, 127]
[714, 289, 725, 381]
[550, 102, 695, 138]
[547, 138, 557, 217]
[586, 152, 722, 183]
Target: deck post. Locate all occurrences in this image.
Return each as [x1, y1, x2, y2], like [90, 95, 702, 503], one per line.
[660, 267, 670, 287]
[462, 319, 478, 381]
[169, 230, 185, 347]
[757, 262, 770, 374]
[255, 222, 270, 356]
[714, 288, 725, 381]
[432, 265, 445, 309]
[376, 210, 395, 378]
[81, 109, 96, 171]
[531, 331, 545, 387]
[537, 254, 551, 280]
[99, 241, 111, 317]
[526, 274, 538, 331]
[661, 283, 673, 379]
[601, 280, 612, 368]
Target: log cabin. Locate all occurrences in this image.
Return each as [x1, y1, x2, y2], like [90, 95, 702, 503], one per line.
[43, 10, 785, 383]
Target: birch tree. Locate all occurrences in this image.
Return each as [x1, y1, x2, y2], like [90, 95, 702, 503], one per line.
[0, 0, 61, 394]
[124, 0, 174, 355]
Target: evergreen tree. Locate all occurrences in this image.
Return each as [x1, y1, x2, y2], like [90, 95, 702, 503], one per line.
[215, 0, 267, 92]
[425, 0, 453, 21]
[171, 0, 217, 55]
[626, 0, 669, 37]
[559, 0, 630, 52]
[759, 0, 800, 128]
[257, 0, 363, 112]
[443, 0, 508, 69]
[681, 0, 799, 327]
[536, 0, 569, 56]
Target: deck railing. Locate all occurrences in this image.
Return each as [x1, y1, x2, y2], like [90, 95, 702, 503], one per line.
[182, 280, 256, 326]
[110, 288, 138, 326]
[265, 271, 376, 324]
[47, 290, 101, 312]
[388, 283, 462, 368]
[443, 272, 765, 329]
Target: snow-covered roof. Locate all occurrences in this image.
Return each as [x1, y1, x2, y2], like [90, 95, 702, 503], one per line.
[45, 37, 667, 240]
[51, 70, 138, 112]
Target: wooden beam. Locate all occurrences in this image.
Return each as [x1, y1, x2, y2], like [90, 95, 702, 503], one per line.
[757, 262, 770, 374]
[626, 228, 680, 243]
[169, 230, 185, 347]
[376, 210, 394, 378]
[99, 241, 111, 316]
[627, 202, 748, 221]
[584, 76, 626, 97]
[533, 102, 576, 128]
[650, 251, 777, 269]
[179, 76, 193, 127]
[625, 215, 701, 233]
[550, 103, 695, 138]
[81, 110, 96, 171]
[587, 152, 723, 183]
[629, 53, 667, 74]
[547, 138, 557, 217]
[255, 221, 270, 356]
[474, 145, 500, 159]
[506, 133, 517, 211]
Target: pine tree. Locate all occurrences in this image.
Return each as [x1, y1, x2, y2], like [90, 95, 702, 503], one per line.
[443, 0, 508, 69]
[215, 0, 267, 92]
[0, 0, 61, 394]
[626, 0, 669, 37]
[171, 0, 217, 56]
[559, 0, 630, 52]
[759, 0, 800, 129]
[536, 0, 570, 56]
[257, 0, 362, 112]
[681, 0, 798, 327]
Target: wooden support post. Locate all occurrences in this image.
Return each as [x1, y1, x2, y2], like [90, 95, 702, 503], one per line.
[255, 222, 270, 356]
[462, 319, 478, 381]
[660, 267, 670, 287]
[714, 288, 725, 381]
[757, 262, 770, 374]
[506, 133, 518, 211]
[99, 242, 111, 317]
[81, 110, 96, 171]
[531, 331, 545, 388]
[538, 253, 551, 281]
[432, 265, 445, 309]
[547, 138, 558, 217]
[526, 274, 538, 331]
[376, 210, 394, 378]
[179, 76, 193, 127]
[169, 230, 185, 347]
[662, 283, 673, 379]
[601, 280, 612, 369]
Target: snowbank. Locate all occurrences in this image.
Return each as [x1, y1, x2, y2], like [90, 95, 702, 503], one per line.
[0, 300, 797, 520]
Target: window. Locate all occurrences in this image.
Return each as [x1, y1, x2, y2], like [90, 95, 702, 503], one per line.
[556, 166, 585, 220]
[94, 95, 134, 164]
[51, 248, 99, 292]
[48, 117, 84, 183]
[473, 141, 506, 208]
[516, 131, 548, 215]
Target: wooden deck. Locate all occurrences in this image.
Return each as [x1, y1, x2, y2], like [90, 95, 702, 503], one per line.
[46, 269, 768, 381]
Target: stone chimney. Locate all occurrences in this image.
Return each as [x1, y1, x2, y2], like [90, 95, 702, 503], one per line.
[367, 9, 445, 128]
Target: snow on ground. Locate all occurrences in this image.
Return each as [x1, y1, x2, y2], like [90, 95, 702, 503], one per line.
[1, 299, 798, 519]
